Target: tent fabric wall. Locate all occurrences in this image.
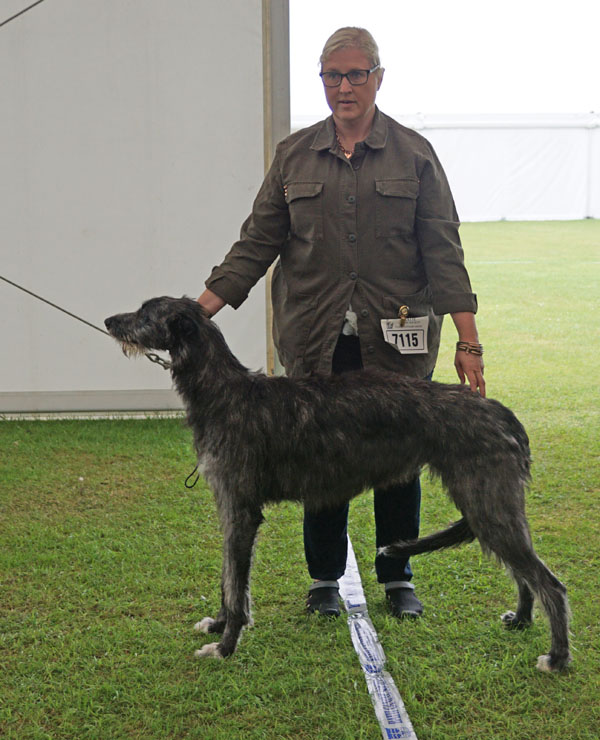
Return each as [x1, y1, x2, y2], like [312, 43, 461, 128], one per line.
[410, 113, 600, 222]
[1, 0, 288, 413]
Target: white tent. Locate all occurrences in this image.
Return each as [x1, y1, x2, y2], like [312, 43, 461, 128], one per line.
[1, 0, 289, 413]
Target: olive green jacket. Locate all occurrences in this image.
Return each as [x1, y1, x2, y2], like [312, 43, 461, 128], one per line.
[206, 108, 477, 378]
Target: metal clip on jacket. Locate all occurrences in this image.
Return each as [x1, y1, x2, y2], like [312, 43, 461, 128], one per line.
[398, 305, 409, 327]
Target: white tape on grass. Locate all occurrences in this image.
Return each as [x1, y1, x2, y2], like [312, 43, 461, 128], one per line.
[339, 538, 418, 740]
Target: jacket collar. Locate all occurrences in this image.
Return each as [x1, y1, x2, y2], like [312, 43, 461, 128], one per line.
[310, 107, 388, 152]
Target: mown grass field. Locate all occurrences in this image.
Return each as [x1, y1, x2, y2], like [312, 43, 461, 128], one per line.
[1, 220, 599, 739]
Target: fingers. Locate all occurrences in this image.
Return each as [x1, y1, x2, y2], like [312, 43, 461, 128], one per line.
[469, 368, 486, 397]
[476, 369, 486, 397]
[455, 353, 486, 397]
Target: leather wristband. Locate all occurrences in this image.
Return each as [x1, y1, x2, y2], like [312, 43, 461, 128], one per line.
[456, 341, 484, 356]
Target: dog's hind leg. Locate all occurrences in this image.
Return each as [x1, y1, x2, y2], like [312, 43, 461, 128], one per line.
[195, 504, 264, 659]
[453, 468, 571, 673]
[528, 562, 571, 672]
[484, 530, 571, 672]
[501, 578, 534, 629]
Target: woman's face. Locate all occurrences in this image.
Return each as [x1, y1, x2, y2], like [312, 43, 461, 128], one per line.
[321, 47, 382, 127]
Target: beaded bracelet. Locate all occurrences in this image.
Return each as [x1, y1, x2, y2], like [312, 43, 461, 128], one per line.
[456, 341, 484, 356]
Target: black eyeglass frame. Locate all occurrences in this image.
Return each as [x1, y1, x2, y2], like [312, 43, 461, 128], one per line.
[319, 64, 380, 88]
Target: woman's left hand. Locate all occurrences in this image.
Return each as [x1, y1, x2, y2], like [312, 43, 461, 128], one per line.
[454, 351, 486, 397]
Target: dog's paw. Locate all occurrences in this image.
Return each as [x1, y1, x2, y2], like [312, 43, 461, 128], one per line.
[194, 617, 216, 634]
[501, 610, 517, 627]
[536, 654, 554, 673]
[536, 653, 572, 673]
[194, 642, 223, 659]
[501, 611, 531, 630]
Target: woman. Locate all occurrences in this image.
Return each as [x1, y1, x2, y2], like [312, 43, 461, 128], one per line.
[197, 27, 484, 618]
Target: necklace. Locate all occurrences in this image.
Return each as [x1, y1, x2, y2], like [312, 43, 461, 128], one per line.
[335, 128, 354, 159]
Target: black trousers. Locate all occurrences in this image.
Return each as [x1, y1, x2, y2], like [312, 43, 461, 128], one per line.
[303, 334, 423, 583]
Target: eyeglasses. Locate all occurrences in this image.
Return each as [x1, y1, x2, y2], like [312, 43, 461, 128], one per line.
[319, 64, 380, 88]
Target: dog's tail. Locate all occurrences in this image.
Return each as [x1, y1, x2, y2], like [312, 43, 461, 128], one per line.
[380, 517, 475, 557]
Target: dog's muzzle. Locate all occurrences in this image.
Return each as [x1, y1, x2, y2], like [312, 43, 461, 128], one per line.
[104, 315, 145, 358]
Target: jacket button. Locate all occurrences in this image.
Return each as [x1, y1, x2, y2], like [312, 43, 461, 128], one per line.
[360, 309, 369, 317]
[348, 233, 356, 242]
[349, 271, 358, 280]
[366, 345, 375, 354]
[348, 195, 356, 203]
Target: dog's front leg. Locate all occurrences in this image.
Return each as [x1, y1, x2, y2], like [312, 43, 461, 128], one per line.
[195, 504, 263, 659]
[194, 596, 227, 635]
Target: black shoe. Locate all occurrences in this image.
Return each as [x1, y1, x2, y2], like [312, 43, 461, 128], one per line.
[386, 583, 423, 619]
[306, 581, 341, 617]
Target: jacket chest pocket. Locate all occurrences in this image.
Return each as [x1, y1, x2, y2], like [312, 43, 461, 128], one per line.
[285, 182, 324, 241]
[375, 178, 419, 237]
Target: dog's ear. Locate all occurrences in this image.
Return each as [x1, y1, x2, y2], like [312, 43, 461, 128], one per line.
[167, 313, 199, 346]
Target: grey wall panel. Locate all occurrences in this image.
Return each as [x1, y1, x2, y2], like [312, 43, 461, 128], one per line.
[1, 0, 289, 411]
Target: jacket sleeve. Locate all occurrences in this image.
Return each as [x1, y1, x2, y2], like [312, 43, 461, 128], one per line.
[415, 144, 478, 315]
[205, 145, 290, 309]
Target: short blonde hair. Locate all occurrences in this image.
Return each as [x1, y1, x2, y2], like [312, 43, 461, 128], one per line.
[320, 27, 381, 69]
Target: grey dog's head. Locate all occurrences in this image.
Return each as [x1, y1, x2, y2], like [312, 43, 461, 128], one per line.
[104, 296, 211, 357]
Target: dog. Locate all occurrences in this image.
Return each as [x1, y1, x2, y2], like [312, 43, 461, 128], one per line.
[104, 296, 571, 672]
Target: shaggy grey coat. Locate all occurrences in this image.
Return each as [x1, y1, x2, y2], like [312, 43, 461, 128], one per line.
[104, 296, 571, 672]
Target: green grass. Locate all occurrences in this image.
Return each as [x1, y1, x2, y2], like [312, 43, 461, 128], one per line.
[1, 220, 599, 739]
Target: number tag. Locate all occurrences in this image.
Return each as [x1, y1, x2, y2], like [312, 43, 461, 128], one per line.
[380, 316, 429, 354]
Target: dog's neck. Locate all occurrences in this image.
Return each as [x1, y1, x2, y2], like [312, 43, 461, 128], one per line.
[169, 328, 254, 440]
